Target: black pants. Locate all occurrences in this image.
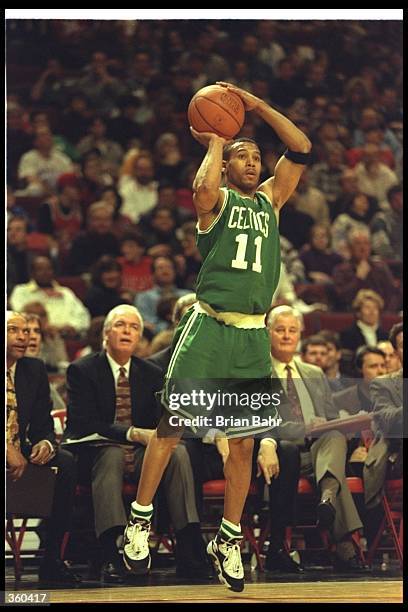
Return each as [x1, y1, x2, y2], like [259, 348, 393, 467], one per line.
[42, 448, 77, 561]
[262, 441, 301, 551]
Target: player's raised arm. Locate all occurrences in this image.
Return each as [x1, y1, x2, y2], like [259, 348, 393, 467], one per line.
[216, 82, 312, 211]
[190, 127, 229, 227]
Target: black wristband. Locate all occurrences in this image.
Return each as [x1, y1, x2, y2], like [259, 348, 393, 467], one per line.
[284, 149, 312, 165]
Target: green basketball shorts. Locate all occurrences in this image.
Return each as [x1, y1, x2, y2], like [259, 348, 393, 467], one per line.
[159, 308, 282, 438]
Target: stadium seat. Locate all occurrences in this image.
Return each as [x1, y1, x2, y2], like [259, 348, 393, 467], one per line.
[303, 312, 320, 336]
[316, 312, 354, 333]
[26, 232, 52, 256]
[257, 477, 365, 566]
[6, 465, 58, 580]
[381, 313, 402, 332]
[366, 478, 403, 569]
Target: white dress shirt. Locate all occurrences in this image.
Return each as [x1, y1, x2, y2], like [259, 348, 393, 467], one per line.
[356, 320, 378, 347]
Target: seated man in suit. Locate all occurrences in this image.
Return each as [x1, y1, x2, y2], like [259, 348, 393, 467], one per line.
[258, 305, 365, 570]
[6, 311, 79, 585]
[333, 346, 386, 476]
[63, 304, 207, 582]
[333, 346, 387, 418]
[363, 322, 403, 546]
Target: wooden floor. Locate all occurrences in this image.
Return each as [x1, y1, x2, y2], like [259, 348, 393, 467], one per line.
[40, 581, 402, 604]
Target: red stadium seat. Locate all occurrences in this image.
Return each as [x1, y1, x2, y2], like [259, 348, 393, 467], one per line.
[317, 311, 401, 334]
[258, 477, 365, 565]
[316, 312, 354, 333]
[381, 313, 402, 332]
[303, 313, 320, 337]
[26, 232, 52, 256]
[366, 478, 403, 568]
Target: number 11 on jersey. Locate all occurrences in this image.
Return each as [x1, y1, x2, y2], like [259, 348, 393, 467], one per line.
[231, 233, 263, 273]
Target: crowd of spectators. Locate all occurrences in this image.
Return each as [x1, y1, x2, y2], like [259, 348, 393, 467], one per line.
[7, 20, 402, 332]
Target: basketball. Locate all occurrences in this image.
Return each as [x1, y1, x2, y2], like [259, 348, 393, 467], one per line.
[188, 85, 245, 140]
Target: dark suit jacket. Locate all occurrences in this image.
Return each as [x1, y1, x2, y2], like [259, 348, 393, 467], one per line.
[266, 357, 339, 442]
[62, 351, 163, 443]
[14, 357, 55, 456]
[340, 322, 388, 354]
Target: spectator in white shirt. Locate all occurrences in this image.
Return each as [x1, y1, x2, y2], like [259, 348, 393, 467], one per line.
[9, 255, 90, 339]
[354, 144, 398, 209]
[17, 126, 74, 196]
[118, 150, 158, 223]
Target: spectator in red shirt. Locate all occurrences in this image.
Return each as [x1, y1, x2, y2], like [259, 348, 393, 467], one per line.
[117, 232, 154, 300]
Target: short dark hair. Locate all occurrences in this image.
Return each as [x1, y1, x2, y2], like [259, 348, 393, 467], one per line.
[389, 322, 403, 350]
[301, 335, 328, 355]
[31, 255, 54, 274]
[91, 255, 122, 285]
[151, 255, 176, 274]
[100, 186, 123, 213]
[355, 345, 385, 371]
[223, 138, 259, 161]
[120, 231, 146, 249]
[319, 329, 342, 351]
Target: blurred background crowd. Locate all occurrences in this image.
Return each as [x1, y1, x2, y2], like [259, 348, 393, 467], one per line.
[6, 17, 403, 380]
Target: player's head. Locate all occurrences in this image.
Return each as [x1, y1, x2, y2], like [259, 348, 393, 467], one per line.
[222, 138, 261, 194]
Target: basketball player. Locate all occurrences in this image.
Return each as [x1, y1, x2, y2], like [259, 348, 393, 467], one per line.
[123, 82, 312, 591]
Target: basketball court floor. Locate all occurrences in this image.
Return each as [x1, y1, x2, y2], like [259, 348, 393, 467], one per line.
[4, 563, 403, 604]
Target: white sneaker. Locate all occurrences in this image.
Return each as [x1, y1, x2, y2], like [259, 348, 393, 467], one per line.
[207, 535, 244, 592]
[123, 517, 151, 575]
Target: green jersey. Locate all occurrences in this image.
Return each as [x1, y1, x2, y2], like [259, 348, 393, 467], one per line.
[196, 187, 281, 314]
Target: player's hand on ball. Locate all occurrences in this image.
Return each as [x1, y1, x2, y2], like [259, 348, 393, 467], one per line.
[189, 126, 231, 147]
[216, 82, 259, 111]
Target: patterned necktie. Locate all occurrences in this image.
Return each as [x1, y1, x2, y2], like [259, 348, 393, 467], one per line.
[115, 366, 134, 473]
[285, 365, 304, 423]
[6, 369, 20, 450]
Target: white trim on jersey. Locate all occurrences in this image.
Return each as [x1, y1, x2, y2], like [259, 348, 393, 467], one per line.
[196, 187, 229, 234]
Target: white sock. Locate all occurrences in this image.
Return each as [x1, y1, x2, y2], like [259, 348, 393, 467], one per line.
[131, 501, 153, 521]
